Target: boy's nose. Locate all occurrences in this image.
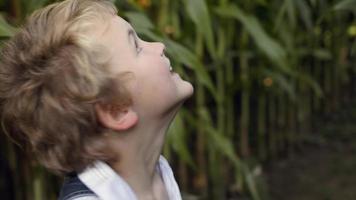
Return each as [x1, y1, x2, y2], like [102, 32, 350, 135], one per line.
[151, 42, 165, 56]
[147, 42, 166, 56]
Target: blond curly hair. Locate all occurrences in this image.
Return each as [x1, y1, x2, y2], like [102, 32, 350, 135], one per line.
[0, 0, 132, 174]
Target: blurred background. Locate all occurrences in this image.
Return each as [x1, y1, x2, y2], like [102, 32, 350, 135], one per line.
[0, 0, 355, 199]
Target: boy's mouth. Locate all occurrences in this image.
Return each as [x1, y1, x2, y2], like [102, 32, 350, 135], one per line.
[165, 57, 173, 72]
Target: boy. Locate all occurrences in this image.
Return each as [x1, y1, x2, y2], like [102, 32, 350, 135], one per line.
[0, 0, 194, 199]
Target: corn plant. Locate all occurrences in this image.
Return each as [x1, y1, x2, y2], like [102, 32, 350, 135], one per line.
[0, 0, 355, 199]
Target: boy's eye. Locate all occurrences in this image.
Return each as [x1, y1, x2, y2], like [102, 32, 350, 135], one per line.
[134, 39, 142, 54]
[136, 46, 142, 53]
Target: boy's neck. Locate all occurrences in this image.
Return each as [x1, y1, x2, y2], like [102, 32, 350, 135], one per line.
[106, 106, 180, 200]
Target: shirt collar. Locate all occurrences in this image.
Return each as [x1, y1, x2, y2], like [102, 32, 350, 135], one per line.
[78, 155, 182, 200]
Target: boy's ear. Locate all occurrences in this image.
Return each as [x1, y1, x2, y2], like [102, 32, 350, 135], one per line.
[95, 104, 138, 131]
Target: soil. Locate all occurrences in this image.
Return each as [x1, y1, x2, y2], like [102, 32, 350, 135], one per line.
[265, 101, 356, 200]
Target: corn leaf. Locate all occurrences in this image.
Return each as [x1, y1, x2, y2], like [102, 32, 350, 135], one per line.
[181, 0, 216, 58]
[124, 11, 154, 31]
[167, 111, 195, 168]
[242, 164, 261, 200]
[25, 0, 50, 15]
[0, 15, 17, 37]
[297, 72, 323, 98]
[295, 0, 313, 30]
[263, 69, 296, 100]
[214, 4, 291, 74]
[334, 0, 356, 11]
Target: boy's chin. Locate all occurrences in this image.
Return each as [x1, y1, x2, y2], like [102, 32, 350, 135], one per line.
[171, 85, 194, 106]
[179, 79, 194, 97]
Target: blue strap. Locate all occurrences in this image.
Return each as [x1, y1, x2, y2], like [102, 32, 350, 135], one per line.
[58, 173, 96, 200]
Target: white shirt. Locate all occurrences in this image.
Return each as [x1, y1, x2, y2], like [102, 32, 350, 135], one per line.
[76, 155, 182, 200]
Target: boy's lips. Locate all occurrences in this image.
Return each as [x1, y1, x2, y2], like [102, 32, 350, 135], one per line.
[165, 57, 173, 72]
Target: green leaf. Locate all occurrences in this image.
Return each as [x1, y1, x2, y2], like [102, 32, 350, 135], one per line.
[263, 69, 296, 100]
[215, 4, 291, 74]
[295, 0, 313, 30]
[167, 111, 195, 168]
[181, 0, 216, 58]
[199, 107, 261, 200]
[297, 48, 332, 60]
[25, 0, 50, 15]
[312, 49, 332, 60]
[334, 0, 356, 11]
[198, 107, 239, 164]
[206, 127, 239, 164]
[286, 0, 296, 28]
[275, 0, 295, 31]
[242, 164, 261, 200]
[0, 14, 17, 37]
[297, 72, 323, 98]
[124, 12, 154, 31]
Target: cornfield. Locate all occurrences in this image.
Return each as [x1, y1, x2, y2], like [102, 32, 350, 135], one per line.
[0, 0, 355, 199]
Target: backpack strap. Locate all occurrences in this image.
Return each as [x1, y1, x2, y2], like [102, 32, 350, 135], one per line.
[58, 173, 97, 200]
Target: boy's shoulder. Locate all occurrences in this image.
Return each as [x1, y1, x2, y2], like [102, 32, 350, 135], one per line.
[58, 173, 99, 200]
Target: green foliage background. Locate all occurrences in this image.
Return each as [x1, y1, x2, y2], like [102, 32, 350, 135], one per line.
[0, 0, 355, 199]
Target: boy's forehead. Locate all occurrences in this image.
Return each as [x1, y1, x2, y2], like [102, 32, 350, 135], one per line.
[96, 16, 132, 48]
[108, 16, 132, 37]
[113, 16, 131, 30]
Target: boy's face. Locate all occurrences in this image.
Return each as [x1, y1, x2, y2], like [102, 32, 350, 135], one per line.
[97, 16, 194, 117]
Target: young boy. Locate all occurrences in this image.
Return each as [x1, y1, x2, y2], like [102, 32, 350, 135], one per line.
[0, 0, 194, 199]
